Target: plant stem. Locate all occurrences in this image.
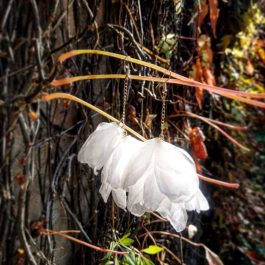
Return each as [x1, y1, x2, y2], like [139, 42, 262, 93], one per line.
[42, 229, 128, 255]
[55, 50, 265, 108]
[42, 92, 146, 142]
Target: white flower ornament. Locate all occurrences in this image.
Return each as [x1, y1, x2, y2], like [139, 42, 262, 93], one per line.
[78, 122, 209, 232]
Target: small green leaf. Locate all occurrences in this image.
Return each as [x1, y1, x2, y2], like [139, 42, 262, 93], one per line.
[114, 255, 119, 265]
[119, 232, 134, 246]
[142, 256, 155, 265]
[119, 232, 130, 242]
[144, 213, 151, 221]
[102, 242, 117, 261]
[142, 245, 164, 255]
[119, 238, 134, 246]
[122, 251, 136, 265]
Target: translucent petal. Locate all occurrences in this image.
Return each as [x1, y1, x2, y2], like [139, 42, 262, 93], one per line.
[156, 199, 187, 231]
[124, 137, 208, 232]
[166, 205, 188, 232]
[102, 136, 143, 189]
[185, 190, 209, 213]
[99, 183, 112, 203]
[127, 178, 145, 213]
[77, 122, 123, 174]
[112, 189, 127, 210]
[143, 175, 165, 210]
[125, 138, 198, 203]
[99, 135, 143, 208]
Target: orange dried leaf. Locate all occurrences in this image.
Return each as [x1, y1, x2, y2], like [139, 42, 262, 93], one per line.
[197, 0, 209, 29]
[189, 127, 208, 160]
[193, 143, 208, 160]
[196, 87, 204, 109]
[193, 59, 204, 109]
[203, 67, 216, 87]
[257, 47, 265, 65]
[209, 0, 219, 38]
[195, 58, 203, 81]
[127, 105, 137, 118]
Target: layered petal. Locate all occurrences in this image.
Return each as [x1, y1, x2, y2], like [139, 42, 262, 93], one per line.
[125, 138, 199, 203]
[102, 135, 143, 189]
[185, 190, 209, 213]
[157, 200, 188, 232]
[99, 135, 143, 206]
[112, 189, 127, 210]
[77, 122, 123, 174]
[124, 138, 208, 232]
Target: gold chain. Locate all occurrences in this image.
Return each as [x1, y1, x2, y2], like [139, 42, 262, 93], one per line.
[121, 66, 130, 134]
[159, 83, 167, 140]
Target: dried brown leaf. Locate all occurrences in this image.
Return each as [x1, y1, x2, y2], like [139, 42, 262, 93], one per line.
[203, 67, 216, 87]
[196, 87, 204, 110]
[209, 0, 220, 38]
[197, 0, 209, 29]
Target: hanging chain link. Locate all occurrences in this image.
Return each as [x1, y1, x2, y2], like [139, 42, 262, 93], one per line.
[159, 83, 167, 140]
[121, 65, 130, 134]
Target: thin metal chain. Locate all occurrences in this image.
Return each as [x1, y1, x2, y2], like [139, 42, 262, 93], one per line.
[159, 83, 167, 140]
[121, 66, 130, 134]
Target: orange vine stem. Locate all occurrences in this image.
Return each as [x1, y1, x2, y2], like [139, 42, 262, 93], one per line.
[198, 174, 239, 189]
[169, 112, 250, 152]
[55, 50, 265, 107]
[42, 229, 128, 255]
[50, 73, 265, 108]
[41, 92, 240, 189]
[42, 93, 146, 142]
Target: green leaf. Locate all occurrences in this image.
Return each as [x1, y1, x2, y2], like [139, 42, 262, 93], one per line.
[119, 232, 130, 242]
[144, 213, 151, 221]
[114, 255, 119, 265]
[142, 256, 155, 265]
[119, 232, 134, 246]
[119, 238, 134, 246]
[142, 245, 164, 255]
[122, 251, 136, 265]
[102, 242, 117, 261]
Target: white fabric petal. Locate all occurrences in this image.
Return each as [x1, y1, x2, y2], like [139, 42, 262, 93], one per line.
[166, 205, 188, 232]
[125, 138, 198, 203]
[100, 135, 143, 208]
[102, 136, 143, 189]
[112, 189, 127, 210]
[77, 122, 123, 174]
[152, 139, 198, 202]
[99, 183, 112, 203]
[124, 138, 208, 232]
[127, 178, 147, 216]
[185, 190, 209, 213]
